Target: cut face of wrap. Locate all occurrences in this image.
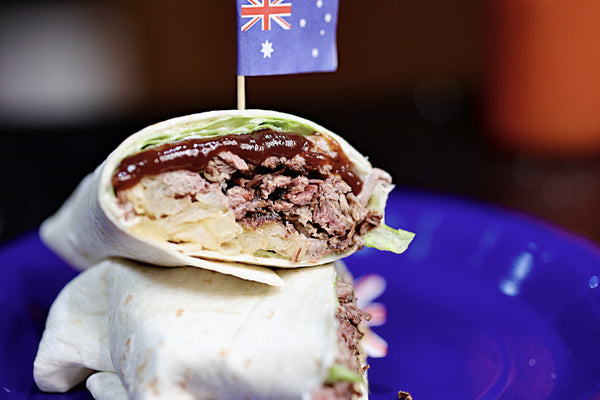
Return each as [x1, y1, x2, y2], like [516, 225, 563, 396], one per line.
[41, 110, 413, 285]
[33, 259, 370, 400]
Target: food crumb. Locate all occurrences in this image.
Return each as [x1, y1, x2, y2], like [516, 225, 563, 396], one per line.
[148, 378, 160, 396]
[398, 390, 413, 400]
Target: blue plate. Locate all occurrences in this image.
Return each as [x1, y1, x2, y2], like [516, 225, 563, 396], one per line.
[1, 190, 599, 399]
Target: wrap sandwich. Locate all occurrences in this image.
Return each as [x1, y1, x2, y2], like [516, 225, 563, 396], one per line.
[41, 110, 414, 285]
[34, 258, 372, 399]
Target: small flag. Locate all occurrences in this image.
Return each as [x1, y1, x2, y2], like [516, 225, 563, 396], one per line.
[236, 0, 339, 76]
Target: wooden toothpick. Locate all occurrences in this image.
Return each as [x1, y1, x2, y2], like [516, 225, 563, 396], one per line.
[237, 75, 246, 110]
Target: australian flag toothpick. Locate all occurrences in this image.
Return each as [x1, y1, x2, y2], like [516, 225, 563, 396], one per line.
[236, 0, 339, 76]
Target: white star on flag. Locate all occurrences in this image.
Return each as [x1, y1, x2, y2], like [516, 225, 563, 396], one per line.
[261, 40, 274, 58]
[260, 40, 273, 58]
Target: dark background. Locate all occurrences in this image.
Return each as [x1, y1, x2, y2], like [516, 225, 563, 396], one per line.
[1, 1, 599, 247]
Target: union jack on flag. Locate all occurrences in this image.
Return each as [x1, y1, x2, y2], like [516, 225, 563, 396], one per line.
[236, 0, 339, 76]
[240, 0, 292, 31]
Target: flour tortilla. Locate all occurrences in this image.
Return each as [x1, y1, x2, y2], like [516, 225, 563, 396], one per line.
[84, 372, 369, 400]
[33, 258, 368, 399]
[41, 110, 395, 285]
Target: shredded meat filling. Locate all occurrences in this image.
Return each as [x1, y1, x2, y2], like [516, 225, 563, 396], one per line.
[206, 151, 385, 259]
[117, 147, 390, 262]
[312, 280, 371, 400]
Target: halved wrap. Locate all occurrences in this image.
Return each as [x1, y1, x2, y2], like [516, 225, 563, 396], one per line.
[33, 258, 372, 400]
[41, 110, 414, 285]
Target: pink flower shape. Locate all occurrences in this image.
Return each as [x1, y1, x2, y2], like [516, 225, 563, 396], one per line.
[354, 274, 388, 358]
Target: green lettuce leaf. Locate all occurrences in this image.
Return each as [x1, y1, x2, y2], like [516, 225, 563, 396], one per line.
[325, 364, 364, 384]
[140, 116, 316, 150]
[363, 223, 415, 254]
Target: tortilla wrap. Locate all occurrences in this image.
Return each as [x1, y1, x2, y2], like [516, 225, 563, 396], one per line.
[41, 110, 413, 285]
[33, 258, 369, 399]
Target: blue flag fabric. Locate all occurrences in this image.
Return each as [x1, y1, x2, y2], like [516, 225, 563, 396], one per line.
[236, 0, 339, 76]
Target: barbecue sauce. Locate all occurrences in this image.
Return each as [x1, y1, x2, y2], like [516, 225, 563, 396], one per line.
[112, 129, 363, 194]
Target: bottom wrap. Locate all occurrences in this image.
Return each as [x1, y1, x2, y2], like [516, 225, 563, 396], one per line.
[33, 258, 370, 400]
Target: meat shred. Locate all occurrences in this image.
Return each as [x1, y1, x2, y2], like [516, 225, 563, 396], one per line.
[205, 152, 385, 261]
[312, 280, 371, 400]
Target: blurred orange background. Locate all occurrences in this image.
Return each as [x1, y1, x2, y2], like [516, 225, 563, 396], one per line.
[485, 0, 600, 157]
